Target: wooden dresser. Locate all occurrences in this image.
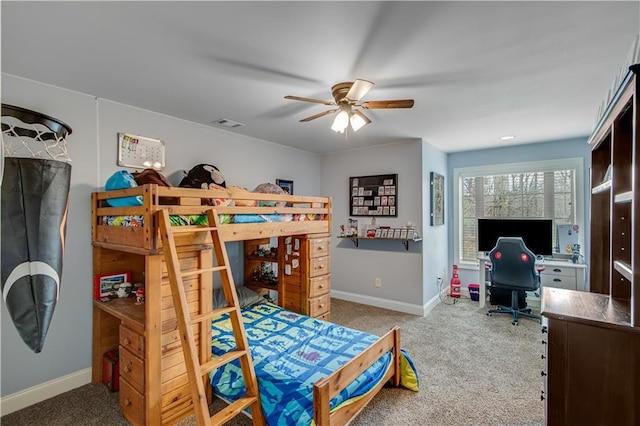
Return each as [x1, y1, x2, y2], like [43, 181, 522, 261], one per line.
[541, 63, 640, 424]
[278, 233, 331, 320]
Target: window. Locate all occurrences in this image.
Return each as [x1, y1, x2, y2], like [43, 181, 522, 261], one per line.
[454, 158, 584, 267]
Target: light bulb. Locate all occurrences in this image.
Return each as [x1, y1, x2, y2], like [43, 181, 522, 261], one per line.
[331, 110, 349, 133]
[350, 113, 367, 132]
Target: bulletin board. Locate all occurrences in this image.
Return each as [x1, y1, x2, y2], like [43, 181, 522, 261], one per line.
[349, 174, 398, 217]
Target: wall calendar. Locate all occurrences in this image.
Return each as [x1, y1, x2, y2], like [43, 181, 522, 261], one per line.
[117, 132, 165, 170]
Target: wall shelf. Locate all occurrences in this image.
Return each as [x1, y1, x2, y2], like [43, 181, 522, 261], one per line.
[337, 236, 422, 251]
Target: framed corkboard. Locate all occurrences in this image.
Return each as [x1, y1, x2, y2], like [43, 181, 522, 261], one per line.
[349, 174, 397, 217]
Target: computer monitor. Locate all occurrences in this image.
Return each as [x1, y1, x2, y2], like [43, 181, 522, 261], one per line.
[477, 218, 553, 255]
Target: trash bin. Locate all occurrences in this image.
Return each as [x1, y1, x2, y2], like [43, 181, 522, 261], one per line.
[468, 283, 480, 301]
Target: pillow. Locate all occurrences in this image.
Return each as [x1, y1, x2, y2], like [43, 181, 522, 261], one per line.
[105, 170, 143, 207]
[213, 286, 265, 309]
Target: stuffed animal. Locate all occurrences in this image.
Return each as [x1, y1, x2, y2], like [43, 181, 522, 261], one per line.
[179, 164, 226, 189]
[252, 182, 286, 207]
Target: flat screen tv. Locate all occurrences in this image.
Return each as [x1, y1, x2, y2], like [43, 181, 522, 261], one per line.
[477, 218, 553, 255]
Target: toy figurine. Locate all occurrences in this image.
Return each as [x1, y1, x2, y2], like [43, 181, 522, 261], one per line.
[340, 225, 345, 236]
[135, 287, 145, 305]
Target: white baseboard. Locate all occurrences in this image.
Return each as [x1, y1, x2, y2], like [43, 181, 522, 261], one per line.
[331, 290, 440, 316]
[0, 368, 91, 416]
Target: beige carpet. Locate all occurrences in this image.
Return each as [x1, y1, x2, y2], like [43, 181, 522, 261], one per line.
[1, 297, 544, 425]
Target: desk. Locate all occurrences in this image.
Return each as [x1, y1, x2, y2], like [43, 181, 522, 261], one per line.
[477, 257, 587, 308]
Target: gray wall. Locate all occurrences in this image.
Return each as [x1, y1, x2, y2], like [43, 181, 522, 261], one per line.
[321, 139, 449, 311]
[1, 74, 322, 397]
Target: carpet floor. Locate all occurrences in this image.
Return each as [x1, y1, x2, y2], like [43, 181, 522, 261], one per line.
[1, 297, 545, 425]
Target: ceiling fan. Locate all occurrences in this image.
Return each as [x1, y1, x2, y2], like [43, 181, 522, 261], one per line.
[284, 79, 414, 133]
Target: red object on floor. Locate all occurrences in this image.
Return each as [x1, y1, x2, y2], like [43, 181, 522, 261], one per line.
[102, 349, 119, 392]
[450, 265, 461, 298]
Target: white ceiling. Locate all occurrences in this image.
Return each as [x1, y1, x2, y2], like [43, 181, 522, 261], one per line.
[2, 1, 638, 155]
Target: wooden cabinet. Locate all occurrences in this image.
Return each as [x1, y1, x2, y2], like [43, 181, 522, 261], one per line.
[541, 63, 640, 424]
[92, 246, 213, 425]
[278, 233, 331, 320]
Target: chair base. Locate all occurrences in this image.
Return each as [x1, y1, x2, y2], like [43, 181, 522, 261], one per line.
[486, 289, 541, 325]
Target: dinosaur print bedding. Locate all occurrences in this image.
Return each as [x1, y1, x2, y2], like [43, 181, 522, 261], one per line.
[209, 302, 419, 425]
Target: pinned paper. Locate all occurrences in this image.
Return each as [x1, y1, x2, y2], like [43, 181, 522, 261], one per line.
[294, 239, 300, 250]
[292, 259, 299, 269]
[285, 264, 292, 275]
[287, 245, 292, 255]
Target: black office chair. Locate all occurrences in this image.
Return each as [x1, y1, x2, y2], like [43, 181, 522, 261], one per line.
[486, 237, 541, 325]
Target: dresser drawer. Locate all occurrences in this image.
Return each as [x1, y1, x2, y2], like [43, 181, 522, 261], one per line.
[120, 379, 145, 426]
[309, 275, 330, 297]
[316, 311, 331, 322]
[309, 257, 330, 277]
[308, 237, 330, 259]
[309, 294, 330, 317]
[119, 325, 144, 359]
[119, 346, 145, 393]
[541, 274, 577, 291]
[544, 266, 576, 278]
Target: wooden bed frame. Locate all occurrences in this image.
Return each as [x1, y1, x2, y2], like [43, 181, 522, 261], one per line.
[91, 184, 404, 425]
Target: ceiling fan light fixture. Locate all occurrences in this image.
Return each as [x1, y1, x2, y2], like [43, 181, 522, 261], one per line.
[350, 112, 367, 132]
[331, 110, 350, 133]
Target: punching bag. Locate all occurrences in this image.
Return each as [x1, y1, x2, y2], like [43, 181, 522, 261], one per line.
[1, 104, 72, 353]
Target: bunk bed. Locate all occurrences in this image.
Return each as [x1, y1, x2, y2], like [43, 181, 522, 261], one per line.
[91, 184, 417, 425]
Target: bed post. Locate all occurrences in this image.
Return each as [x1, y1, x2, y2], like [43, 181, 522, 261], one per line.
[392, 326, 401, 387]
[313, 378, 331, 426]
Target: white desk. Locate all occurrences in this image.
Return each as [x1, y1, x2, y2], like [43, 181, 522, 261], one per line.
[477, 257, 587, 308]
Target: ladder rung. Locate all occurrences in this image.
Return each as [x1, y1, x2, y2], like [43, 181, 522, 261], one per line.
[170, 226, 218, 234]
[190, 306, 236, 325]
[210, 395, 259, 425]
[201, 349, 248, 375]
[181, 265, 227, 278]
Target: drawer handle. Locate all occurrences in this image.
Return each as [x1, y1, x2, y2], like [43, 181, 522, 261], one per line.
[317, 246, 324, 250]
[553, 278, 561, 282]
[123, 338, 130, 345]
[553, 268, 561, 272]
[318, 284, 324, 289]
[124, 363, 133, 373]
[124, 398, 132, 407]
[541, 370, 547, 377]
[318, 304, 324, 309]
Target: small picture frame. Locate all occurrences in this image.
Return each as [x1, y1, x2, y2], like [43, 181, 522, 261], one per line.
[375, 229, 382, 238]
[276, 179, 294, 195]
[393, 229, 402, 239]
[381, 228, 389, 238]
[94, 271, 131, 299]
[400, 229, 408, 239]
[407, 229, 415, 240]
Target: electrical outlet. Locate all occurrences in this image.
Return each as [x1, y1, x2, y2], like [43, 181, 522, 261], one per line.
[375, 278, 382, 288]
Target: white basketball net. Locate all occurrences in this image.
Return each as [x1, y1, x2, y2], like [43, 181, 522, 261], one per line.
[1, 116, 71, 163]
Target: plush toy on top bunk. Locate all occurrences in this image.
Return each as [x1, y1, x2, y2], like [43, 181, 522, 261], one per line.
[178, 163, 226, 189]
[178, 163, 232, 206]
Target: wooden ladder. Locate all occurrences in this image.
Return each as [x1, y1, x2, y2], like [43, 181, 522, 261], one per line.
[158, 208, 265, 426]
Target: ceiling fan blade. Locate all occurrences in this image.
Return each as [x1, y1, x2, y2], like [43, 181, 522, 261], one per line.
[360, 99, 415, 109]
[352, 109, 372, 125]
[300, 109, 338, 122]
[285, 95, 335, 106]
[345, 79, 374, 102]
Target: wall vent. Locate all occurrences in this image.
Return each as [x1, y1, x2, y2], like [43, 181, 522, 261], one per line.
[212, 118, 245, 128]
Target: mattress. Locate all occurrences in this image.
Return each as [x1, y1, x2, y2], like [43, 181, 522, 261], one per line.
[101, 213, 325, 227]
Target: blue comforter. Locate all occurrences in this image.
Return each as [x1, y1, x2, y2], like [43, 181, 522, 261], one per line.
[210, 302, 418, 425]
